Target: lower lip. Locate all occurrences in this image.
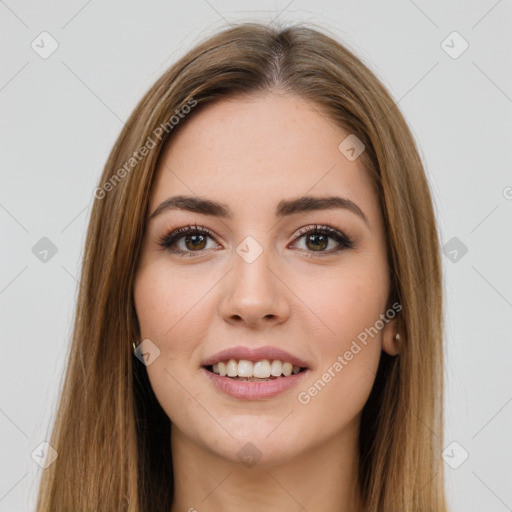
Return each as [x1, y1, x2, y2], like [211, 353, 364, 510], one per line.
[201, 367, 309, 400]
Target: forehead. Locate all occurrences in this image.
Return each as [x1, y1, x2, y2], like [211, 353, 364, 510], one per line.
[150, 92, 379, 224]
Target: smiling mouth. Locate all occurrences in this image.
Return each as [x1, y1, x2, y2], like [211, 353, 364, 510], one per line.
[203, 359, 308, 381]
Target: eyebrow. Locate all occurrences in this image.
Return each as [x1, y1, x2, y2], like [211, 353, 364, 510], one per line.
[149, 194, 371, 230]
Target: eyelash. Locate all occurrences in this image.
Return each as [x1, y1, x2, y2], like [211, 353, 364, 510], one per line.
[157, 223, 354, 258]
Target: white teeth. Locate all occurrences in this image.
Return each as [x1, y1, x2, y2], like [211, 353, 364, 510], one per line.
[253, 360, 271, 378]
[226, 359, 238, 377]
[237, 360, 253, 377]
[282, 362, 293, 376]
[209, 358, 304, 378]
[217, 361, 227, 376]
[270, 360, 283, 377]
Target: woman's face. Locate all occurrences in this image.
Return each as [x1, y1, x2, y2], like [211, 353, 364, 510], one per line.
[133, 91, 398, 466]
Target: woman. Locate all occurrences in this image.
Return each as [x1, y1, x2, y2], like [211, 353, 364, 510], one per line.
[36, 21, 447, 511]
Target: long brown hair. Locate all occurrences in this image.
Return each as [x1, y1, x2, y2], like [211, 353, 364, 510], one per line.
[36, 21, 447, 511]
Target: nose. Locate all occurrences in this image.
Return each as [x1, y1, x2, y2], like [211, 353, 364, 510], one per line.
[218, 246, 290, 329]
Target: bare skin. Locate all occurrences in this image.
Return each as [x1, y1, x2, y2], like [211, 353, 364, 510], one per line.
[133, 90, 400, 512]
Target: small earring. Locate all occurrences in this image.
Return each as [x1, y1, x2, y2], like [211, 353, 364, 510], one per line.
[394, 333, 400, 341]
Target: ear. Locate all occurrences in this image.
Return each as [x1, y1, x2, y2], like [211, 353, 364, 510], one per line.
[382, 317, 402, 356]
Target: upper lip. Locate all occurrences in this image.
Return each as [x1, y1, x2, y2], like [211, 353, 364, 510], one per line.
[201, 345, 310, 369]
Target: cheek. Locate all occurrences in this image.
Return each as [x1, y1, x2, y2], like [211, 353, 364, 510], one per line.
[134, 260, 222, 373]
[292, 261, 386, 412]
[134, 262, 206, 340]
[294, 260, 389, 351]
[133, 264, 211, 423]
[295, 349, 380, 444]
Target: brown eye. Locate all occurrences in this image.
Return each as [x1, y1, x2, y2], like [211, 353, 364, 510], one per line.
[305, 232, 328, 251]
[183, 233, 207, 251]
[158, 224, 217, 257]
[292, 225, 354, 255]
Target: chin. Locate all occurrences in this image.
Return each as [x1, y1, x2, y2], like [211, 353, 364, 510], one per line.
[202, 420, 306, 468]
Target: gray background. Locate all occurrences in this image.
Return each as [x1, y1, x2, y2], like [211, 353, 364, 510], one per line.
[1, 1, 511, 510]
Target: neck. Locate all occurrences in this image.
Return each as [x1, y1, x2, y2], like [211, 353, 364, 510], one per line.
[169, 420, 363, 512]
